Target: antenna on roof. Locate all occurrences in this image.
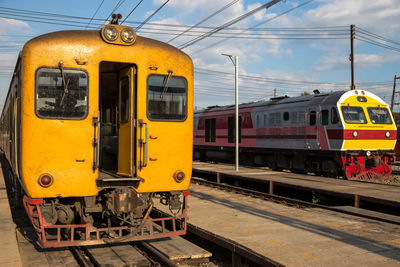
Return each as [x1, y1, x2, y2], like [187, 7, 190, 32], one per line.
[313, 89, 320, 95]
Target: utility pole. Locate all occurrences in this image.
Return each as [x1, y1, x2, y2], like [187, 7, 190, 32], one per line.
[222, 53, 239, 171]
[273, 88, 276, 97]
[350, 24, 355, 90]
[391, 75, 400, 112]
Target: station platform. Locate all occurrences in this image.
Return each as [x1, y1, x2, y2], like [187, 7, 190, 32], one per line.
[187, 182, 400, 266]
[193, 161, 400, 208]
[0, 162, 22, 266]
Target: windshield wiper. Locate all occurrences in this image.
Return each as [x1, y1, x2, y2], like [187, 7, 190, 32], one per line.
[160, 70, 173, 99]
[58, 61, 69, 106]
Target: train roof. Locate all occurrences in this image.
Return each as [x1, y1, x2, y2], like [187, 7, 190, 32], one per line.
[23, 29, 191, 60]
[195, 90, 347, 114]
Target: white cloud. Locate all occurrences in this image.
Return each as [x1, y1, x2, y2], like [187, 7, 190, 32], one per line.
[0, 18, 30, 36]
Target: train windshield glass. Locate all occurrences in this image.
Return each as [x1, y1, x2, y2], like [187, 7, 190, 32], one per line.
[36, 68, 88, 119]
[147, 75, 187, 121]
[367, 107, 392, 124]
[341, 106, 367, 124]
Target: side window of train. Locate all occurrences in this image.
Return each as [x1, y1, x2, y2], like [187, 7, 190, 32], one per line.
[35, 67, 88, 119]
[321, 110, 329, 126]
[263, 114, 267, 126]
[310, 111, 316, 126]
[331, 107, 339, 124]
[256, 114, 259, 127]
[147, 75, 187, 121]
[228, 116, 241, 143]
[205, 118, 216, 142]
[283, 112, 289, 121]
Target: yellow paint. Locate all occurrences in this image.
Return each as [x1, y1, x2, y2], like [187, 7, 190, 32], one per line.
[222, 222, 236, 228]
[323, 222, 341, 228]
[300, 252, 319, 261]
[243, 201, 252, 205]
[299, 216, 313, 221]
[268, 240, 285, 247]
[244, 231, 256, 236]
[340, 94, 396, 150]
[390, 240, 400, 245]
[229, 197, 238, 201]
[15, 28, 193, 198]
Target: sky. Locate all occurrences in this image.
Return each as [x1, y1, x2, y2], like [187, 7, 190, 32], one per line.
[0, 0, 399, 110]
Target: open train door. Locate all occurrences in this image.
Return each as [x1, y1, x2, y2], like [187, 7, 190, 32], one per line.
[117, 66, 136, 176]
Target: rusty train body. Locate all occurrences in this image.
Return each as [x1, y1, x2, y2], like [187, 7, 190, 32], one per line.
[0, 21, 193, 247]
[194, 90, 396, 180]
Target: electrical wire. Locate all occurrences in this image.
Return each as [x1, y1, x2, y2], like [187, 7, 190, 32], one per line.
[136, 0, 169, 31]
[85, 0, 105, 29]
[121, 0, 144, 24]
[167, 0, 239, 44]
[178, 0, 284, 49]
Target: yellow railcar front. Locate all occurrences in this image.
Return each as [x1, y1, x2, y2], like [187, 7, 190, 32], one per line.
[2, 22, 193, 247]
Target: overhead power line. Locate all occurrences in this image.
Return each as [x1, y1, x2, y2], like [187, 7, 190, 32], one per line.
[86, 0, 105, 29]
[135, 0, 169, 31]
[178, 0, 283, 50]
[121, 0, 144, 24]
[167, 0, 239, 43]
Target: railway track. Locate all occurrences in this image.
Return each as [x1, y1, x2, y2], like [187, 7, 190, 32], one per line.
[191, 176, 400, 226]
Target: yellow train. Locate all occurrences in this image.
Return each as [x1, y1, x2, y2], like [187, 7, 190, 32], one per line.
[0, 17, 193, 247]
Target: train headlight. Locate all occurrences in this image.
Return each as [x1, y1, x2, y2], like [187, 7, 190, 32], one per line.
[121, 28, 136, 43]
[173, 171, 185, 183]
[103, 26, 118, 41]
[385, 131, 391, 138]
[352, 131, 358, 137]
[38, 173, 54, 188]
[366, 150, 371, 157]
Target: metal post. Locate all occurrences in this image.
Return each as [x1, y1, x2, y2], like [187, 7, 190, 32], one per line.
[222, 53, 240, 171]
[234, 56, 239, 171]
[350, 24, 355, 90]
[391, 75, 398, 112]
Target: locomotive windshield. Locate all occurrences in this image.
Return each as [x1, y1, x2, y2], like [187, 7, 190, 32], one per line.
[35, 67, 88, 119]
[147, 74, 187, 121]
[367, 107, 392, 124]
[341, 106, 367, 124]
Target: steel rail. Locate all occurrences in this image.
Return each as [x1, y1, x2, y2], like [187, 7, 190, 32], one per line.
[191, 177, 400, 225]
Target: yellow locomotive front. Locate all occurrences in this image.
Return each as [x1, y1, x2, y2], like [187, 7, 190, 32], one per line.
[11, 20, 193, 247]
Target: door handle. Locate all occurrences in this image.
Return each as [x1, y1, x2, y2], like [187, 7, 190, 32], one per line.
[139, 119, 148, 170]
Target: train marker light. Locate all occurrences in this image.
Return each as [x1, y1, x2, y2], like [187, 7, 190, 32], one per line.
[173, 171, 185, 183]
[121, 28, 136, 43]
[385, 131, 391, 138]
[103, 26, 118, 41]
[38, 174, 54, 188]
[352, 131, 358, 137]
[366, 150, 371, 157]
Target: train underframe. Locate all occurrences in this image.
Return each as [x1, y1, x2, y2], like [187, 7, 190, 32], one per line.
[194, 146, 394, 180]
[21, 188, 189, 248]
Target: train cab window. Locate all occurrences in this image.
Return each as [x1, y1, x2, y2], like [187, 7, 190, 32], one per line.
[147, 75, 187, 121]
[310, 111, 316, 126]
[331, 107, 339, 124]
[35, 68, 88, 119]
[367, 107, 392, 124]
[341, 106, 367, 124]
[321, 110, 329, 126]
[283, 112, 289, 121]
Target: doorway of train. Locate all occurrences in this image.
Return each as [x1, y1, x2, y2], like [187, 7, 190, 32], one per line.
[98, 61, 137, 177]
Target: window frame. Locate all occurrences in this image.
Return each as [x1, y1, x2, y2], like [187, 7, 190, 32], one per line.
[321, 109, 329, 126]
[367, 107, 393, 124]
[34, 66, 89, 120]
[146, 74, 188, 122]
[340, 106, 368, 124]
